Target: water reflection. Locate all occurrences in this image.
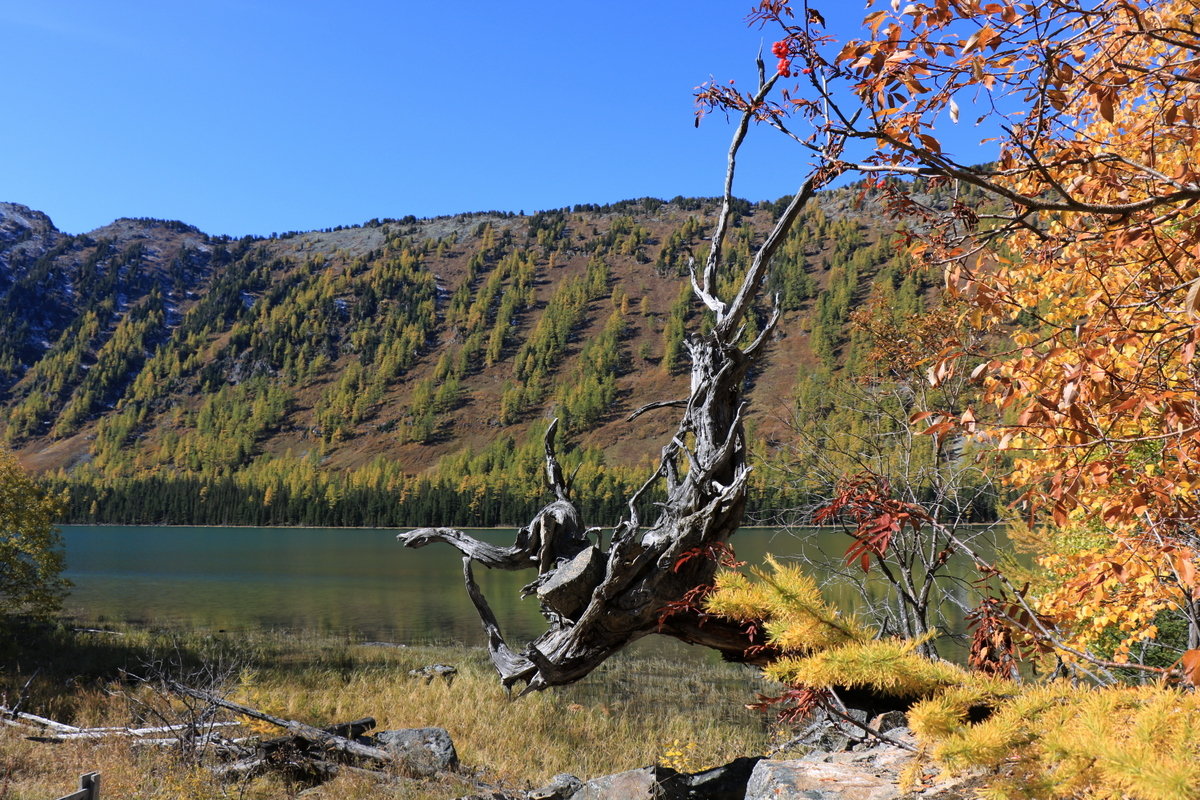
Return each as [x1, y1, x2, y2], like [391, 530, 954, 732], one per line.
[61, 525, 1004, 650]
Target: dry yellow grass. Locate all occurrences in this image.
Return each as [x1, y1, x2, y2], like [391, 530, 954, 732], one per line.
[0, 627, 777, 799]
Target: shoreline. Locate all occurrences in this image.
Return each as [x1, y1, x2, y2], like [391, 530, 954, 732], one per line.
[56, 522, 855, 531]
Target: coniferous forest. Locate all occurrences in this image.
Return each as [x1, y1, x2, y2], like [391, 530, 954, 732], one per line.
[0, 182, 998, 527]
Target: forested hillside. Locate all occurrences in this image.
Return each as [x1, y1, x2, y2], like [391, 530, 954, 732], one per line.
[0, 183, 980, 526]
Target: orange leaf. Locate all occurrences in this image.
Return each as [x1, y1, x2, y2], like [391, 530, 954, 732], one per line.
[1176, 554, 1198, 593]
[1181, 649, 1200, 686]
[1184, 277, 1200, 318]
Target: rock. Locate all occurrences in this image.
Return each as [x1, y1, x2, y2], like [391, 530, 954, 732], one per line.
[573, 766, 666, 799]
[745, 759, 900, 800]
[529, 773, 583, 799]
[870, 745, 915, 773]
[409, 663, 458, 685]
[674, 756, 763, 799]
[870, 711, 908, 734]
[373, 727, 459, 776]
[816, 730, 854, 753]
[571, 757, 761, 800]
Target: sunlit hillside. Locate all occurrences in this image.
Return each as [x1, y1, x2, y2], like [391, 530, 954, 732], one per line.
[0, 183, 961, 525]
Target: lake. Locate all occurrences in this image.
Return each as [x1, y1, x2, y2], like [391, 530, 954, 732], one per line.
[60, 525, 997, 647]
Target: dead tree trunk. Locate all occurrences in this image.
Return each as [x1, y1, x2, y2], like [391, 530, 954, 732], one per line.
[400, 70, 841, 692]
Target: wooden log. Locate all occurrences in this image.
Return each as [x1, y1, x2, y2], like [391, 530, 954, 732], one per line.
[213, 755, 394, 785]
[0, 717, 40, 732]
[166, 683, 392, 764]
[49, 721, 243, 740]
[258, 717, 375, 755]
[0, 706, 81, 733]
[536, 545, 604, 620]
[130, 734, 254, 761]
[72, 627, 125, 636]
[656, 609, 781, 666]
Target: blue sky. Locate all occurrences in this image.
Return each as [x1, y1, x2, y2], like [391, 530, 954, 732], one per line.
[0, 2, 998, 237]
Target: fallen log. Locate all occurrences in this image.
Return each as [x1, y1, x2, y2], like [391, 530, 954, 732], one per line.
[0, 706, 81, 733]
[0, 716, 40, 732]
[212, 754, 338, 782]
[165, 683, 393, 765]
[258, 717, 376, 756]
[131, 733, 252, 751]
[44, 721, 243, 741]
[216, 755, 405, 785]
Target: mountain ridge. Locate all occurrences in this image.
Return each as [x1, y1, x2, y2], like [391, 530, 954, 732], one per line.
[0, 188, 936, 524]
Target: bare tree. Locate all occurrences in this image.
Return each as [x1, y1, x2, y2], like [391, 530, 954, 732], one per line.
[400, 62, 847, 692]
[777, 382, 1003, 656]
[757, 301, 1004, 656]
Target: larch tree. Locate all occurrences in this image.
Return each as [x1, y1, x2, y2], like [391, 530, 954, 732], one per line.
[0, 446, 67, 620]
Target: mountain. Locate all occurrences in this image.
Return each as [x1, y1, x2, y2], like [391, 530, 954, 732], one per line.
[0, 189, 935, 526]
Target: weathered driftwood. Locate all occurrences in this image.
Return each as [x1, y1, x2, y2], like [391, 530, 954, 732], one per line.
[131, 733, 250, 752]
[258, 717, 376, 756]
[214, 755, 338, 782]
[0, 706, 81, 733]
[47, 722, 242, 741]
[0, 705, 241, 743]
[209, 719, 379, 781]
[400, 90, 830, 691]
[166, 682, 393, 764]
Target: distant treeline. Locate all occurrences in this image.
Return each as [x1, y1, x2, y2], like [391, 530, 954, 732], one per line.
[52, 475, 999, 528]
[48, 434, 1001, 528]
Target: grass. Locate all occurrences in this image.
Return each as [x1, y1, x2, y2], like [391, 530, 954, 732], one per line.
[0, 622, 780, 799]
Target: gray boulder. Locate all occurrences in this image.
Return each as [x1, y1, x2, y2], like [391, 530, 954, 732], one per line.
[409, 663, 458, 685]
[373, 726, 459, 776]
[674, 756, 763, 799]
[529, 773, 584, 799]
[573, 766, 663, 799]
[746, 759, 900, 800]
[571, 757, 762, 800]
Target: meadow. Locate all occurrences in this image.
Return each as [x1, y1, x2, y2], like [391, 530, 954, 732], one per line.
[1, 623, 781, 799]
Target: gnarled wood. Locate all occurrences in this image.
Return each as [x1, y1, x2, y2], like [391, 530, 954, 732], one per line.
[166, 682, 393, 764]
[399, 76, 839, 691]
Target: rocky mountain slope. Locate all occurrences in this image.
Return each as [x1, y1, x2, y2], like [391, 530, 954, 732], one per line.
[0, 188, 934, 524]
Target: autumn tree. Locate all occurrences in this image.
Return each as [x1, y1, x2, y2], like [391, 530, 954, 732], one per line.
[0, 446, 67, 619]
[694, 0, 1200, 676]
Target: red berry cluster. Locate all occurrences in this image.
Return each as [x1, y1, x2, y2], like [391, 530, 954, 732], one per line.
[771, 40, 793, 76]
